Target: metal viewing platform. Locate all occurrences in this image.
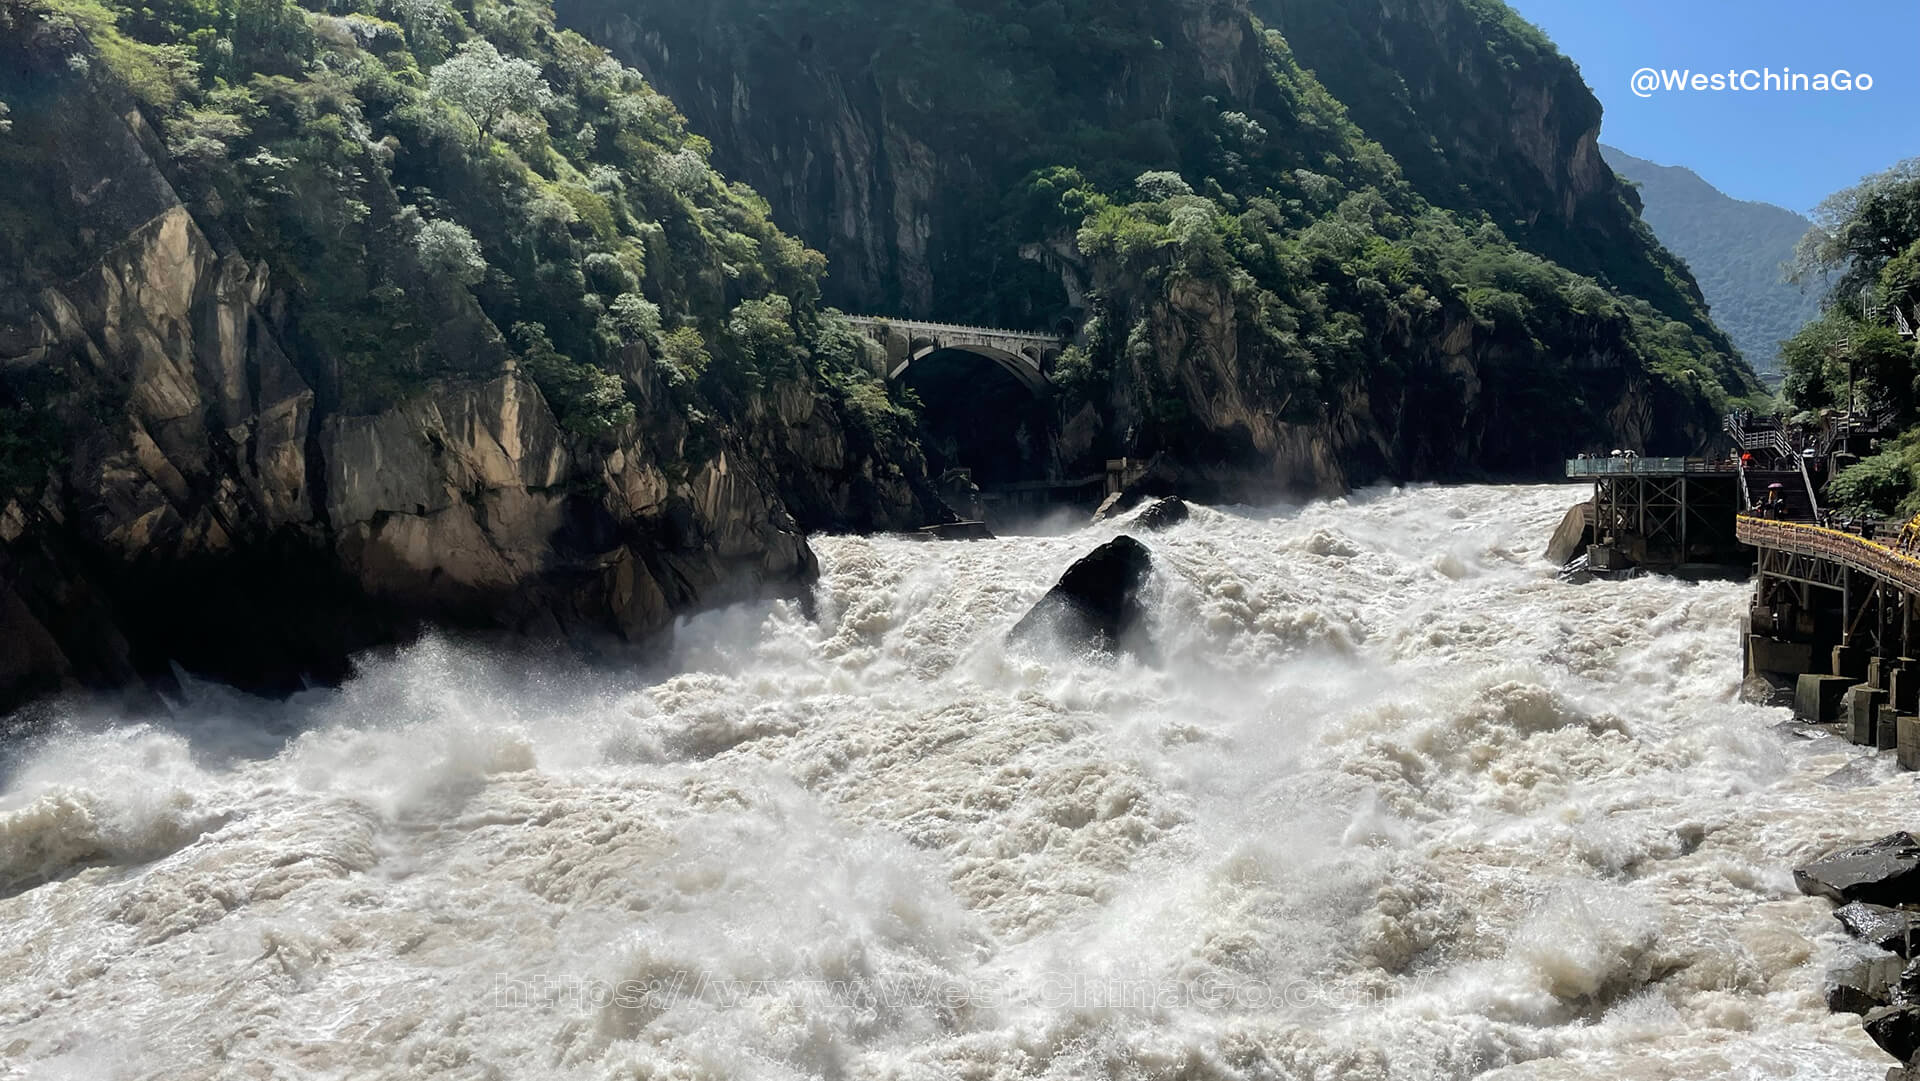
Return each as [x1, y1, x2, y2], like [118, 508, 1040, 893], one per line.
[1722, 412, 1920, 767]
[1564, 457, 1736, 478]
[1558, 456, 1743, 571]
[1553, 413, 1920, 768]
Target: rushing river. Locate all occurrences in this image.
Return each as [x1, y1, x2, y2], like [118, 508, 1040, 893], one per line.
[0, 485, 1908, 1080]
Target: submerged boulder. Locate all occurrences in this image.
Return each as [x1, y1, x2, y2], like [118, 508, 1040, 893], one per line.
[1134, 497, 1190, 532]
[1795, 833, 1920, 905]
[1009, 536, 1153, 655]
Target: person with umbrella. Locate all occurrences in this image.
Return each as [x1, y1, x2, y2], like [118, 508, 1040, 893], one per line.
[1761, 482, 1787, 519]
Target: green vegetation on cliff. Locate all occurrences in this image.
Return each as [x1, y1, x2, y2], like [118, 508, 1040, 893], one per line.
[566, 0, 1760, 482]
[1261, 0, 1720, 342]
[1030, 14, 1762, 473]
[1052, 159, 1749, 466]
[1, 0, 1765, 507]
[0, 0, 913, 495]
[1779, 161, 1920, 517]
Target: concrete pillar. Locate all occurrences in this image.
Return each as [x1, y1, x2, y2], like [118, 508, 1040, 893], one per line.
[1833, 645, 1869, 681]
[1748, 636, 1815, 678]
[1846, 685, 1889, 745]
[1869, 656, 1891, 689]
[1796, 674, 1856, 723]
[1879, 706, 1902, 751]
[1894, 660, 1920, 714]
[1899, 716, 1920, 771]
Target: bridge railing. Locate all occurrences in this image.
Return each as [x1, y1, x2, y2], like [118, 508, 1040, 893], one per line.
[845, 315, 1063, 342]
[1736, 514, 1920, 595]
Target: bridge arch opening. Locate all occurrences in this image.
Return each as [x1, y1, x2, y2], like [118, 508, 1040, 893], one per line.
[890, 345, 1054, 489]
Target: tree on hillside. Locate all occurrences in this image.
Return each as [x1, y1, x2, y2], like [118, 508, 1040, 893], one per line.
[1782, 159, 1920, 516]
[414, 219, 487, 286]
[428, 40, 552, 138]
[1792, 160, 1920, 301]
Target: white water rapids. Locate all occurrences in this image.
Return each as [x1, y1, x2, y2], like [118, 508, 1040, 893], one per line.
[0, 485, 1911, 1079]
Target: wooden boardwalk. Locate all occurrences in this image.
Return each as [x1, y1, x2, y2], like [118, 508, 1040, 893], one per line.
[1737, 515, 1920, 597]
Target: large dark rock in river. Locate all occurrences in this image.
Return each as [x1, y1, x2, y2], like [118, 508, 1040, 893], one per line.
[1009, 536, 1153, 655]
[1134, 497, 1190, 532]
[1796, 834, 1920, 906]
[1865, 1004, 1920, 1064]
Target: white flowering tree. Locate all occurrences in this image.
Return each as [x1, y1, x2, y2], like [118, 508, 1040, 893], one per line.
[659, 148, 711, 195]
[414, 219, 486, 285]
[1134, 170, 1192, 200]
[428, 40, 551, 138]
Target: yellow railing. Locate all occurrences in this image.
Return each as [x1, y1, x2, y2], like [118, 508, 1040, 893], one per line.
[1736, 515, 1920, 594]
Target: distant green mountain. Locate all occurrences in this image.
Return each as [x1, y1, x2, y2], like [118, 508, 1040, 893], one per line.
[1602, 146, 1823, 381]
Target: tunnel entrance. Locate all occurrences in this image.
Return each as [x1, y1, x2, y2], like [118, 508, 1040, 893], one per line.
[892, 345, 1055, 495]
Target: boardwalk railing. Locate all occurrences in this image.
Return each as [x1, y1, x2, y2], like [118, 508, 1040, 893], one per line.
[1564, 457, 1736, 477]
[1725, 411, 1822, 520]
[1736, 515, 1920, 595]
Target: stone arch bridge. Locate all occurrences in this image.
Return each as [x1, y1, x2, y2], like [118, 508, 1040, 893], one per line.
[844, 317, 1067, 394]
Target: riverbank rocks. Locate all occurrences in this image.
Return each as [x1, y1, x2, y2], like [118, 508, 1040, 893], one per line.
[1829, 955, 1906, 1015]
[1134, 497, 1190, 531]
[1795, 833, 1920, 905]
[1838, 902, 1918, 957]
[1009, 536, 1153, 655]
[1866, 1004, 1920, 1065]
[1802, 835, 1920, 1064]
[1545, 500, 1594, 565]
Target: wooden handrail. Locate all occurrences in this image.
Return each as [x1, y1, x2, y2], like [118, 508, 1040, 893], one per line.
[1736, 515, 1920, 594]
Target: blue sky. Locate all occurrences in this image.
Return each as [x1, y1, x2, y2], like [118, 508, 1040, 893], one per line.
[1504, 0, 1918, 215]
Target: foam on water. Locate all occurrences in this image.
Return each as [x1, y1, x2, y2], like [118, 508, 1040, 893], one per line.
[0, 485, 1902, 1079]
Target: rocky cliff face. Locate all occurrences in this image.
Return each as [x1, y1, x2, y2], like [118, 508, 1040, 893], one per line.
[1062, 257, 1689, 502]
[0, 51, 926, 714]
[1260, 0, 1722, 339]
[1263, 0, 1606, 224]
[559, 0, 1272, 327]
[569, 0, 1748, 500]
[584, 20, 933, 316]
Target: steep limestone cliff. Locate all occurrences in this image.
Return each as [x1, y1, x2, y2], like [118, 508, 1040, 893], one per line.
[567, 0, 1755, 498]
[1060, 236, 1696, 500]
[0, 3, 931, 712]
[1259, 0, 1722, 339]
[559, 0, 1274, 329]
[1, 185, 819, 709]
